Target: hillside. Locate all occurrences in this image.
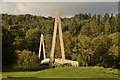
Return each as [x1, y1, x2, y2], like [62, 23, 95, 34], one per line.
[2, 13, 120, 71]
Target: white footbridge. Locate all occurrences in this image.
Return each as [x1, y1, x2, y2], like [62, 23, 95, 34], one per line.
[38, 10, 79, 67]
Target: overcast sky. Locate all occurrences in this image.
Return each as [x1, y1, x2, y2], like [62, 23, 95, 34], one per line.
[1, 0, 120, 2]
[1, 2, 119, 17]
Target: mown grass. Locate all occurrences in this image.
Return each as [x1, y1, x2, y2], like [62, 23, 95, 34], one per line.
[2, 66, 119, 79]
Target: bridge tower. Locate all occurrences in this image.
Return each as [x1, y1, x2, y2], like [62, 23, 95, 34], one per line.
[49, 10, 65, 68]
[38, 34, 46, 61]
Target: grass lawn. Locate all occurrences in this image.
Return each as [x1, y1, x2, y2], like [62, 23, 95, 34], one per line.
[2, 66, 119, 80]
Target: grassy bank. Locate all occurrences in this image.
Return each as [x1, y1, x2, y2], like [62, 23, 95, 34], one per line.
[2, 66, 118, 79]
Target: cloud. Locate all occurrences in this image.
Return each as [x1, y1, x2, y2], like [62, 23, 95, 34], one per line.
[16, 3, 27, 13]
[2, 2, 118, 17]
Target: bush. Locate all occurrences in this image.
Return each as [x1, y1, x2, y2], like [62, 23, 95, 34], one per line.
[39, 64, 49, 70]
[59, 63, 72, 67]
[16, 50, 40, 71]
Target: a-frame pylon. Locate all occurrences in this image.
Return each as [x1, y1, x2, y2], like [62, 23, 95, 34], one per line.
[38, 34, 46, 60]
[49, 10, 65, 68]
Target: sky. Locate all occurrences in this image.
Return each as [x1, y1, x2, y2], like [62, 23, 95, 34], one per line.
[1, 0, 120, 2]
[1, 2, 119, 17]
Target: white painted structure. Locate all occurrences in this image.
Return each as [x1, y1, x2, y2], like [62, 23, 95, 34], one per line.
[38, 34, 46, 60]
[41, 58, 79, 66]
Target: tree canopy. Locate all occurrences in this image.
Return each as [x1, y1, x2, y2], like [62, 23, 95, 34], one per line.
[2, 13, 120, 71]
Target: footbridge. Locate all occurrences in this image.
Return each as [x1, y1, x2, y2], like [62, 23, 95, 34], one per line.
[38, 10, 79, 68]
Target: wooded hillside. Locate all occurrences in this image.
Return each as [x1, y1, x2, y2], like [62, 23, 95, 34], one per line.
[2, 13, 120, 71]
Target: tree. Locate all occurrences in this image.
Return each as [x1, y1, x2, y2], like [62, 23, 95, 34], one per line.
[91, 34, 113, 67]
[104, 20, 111, 35]
[16, 50, 40, 71]
[68, 20, 81, 36]
[110, 13, 115, 33]
[114, 14, 120, 32]
[25, 28, 41, 52]
[2, 28, 17, 70]
[109, 32, 120, 68]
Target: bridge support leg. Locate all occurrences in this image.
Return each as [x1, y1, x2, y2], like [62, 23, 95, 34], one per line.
[49, 10, 65, 68]
[38, 34, 46, 61]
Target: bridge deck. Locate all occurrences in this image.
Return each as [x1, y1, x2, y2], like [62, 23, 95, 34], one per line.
[41, 58, 79, 66]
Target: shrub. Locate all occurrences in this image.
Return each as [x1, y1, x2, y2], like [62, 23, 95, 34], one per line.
[16, 50, 40, 71]
[59, 63, 72, 67]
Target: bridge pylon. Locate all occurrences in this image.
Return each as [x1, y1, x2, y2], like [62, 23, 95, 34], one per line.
[38, 34, 46, 61]
[49, 10, 65, 68]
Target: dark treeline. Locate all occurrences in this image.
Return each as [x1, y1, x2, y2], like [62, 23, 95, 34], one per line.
[2, 13, 120, 71]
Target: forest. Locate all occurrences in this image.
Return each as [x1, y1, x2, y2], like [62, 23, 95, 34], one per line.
[1, 13, 120, 71]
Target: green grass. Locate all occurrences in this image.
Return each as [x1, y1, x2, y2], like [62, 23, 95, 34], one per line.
[2, 66, 119, 79]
